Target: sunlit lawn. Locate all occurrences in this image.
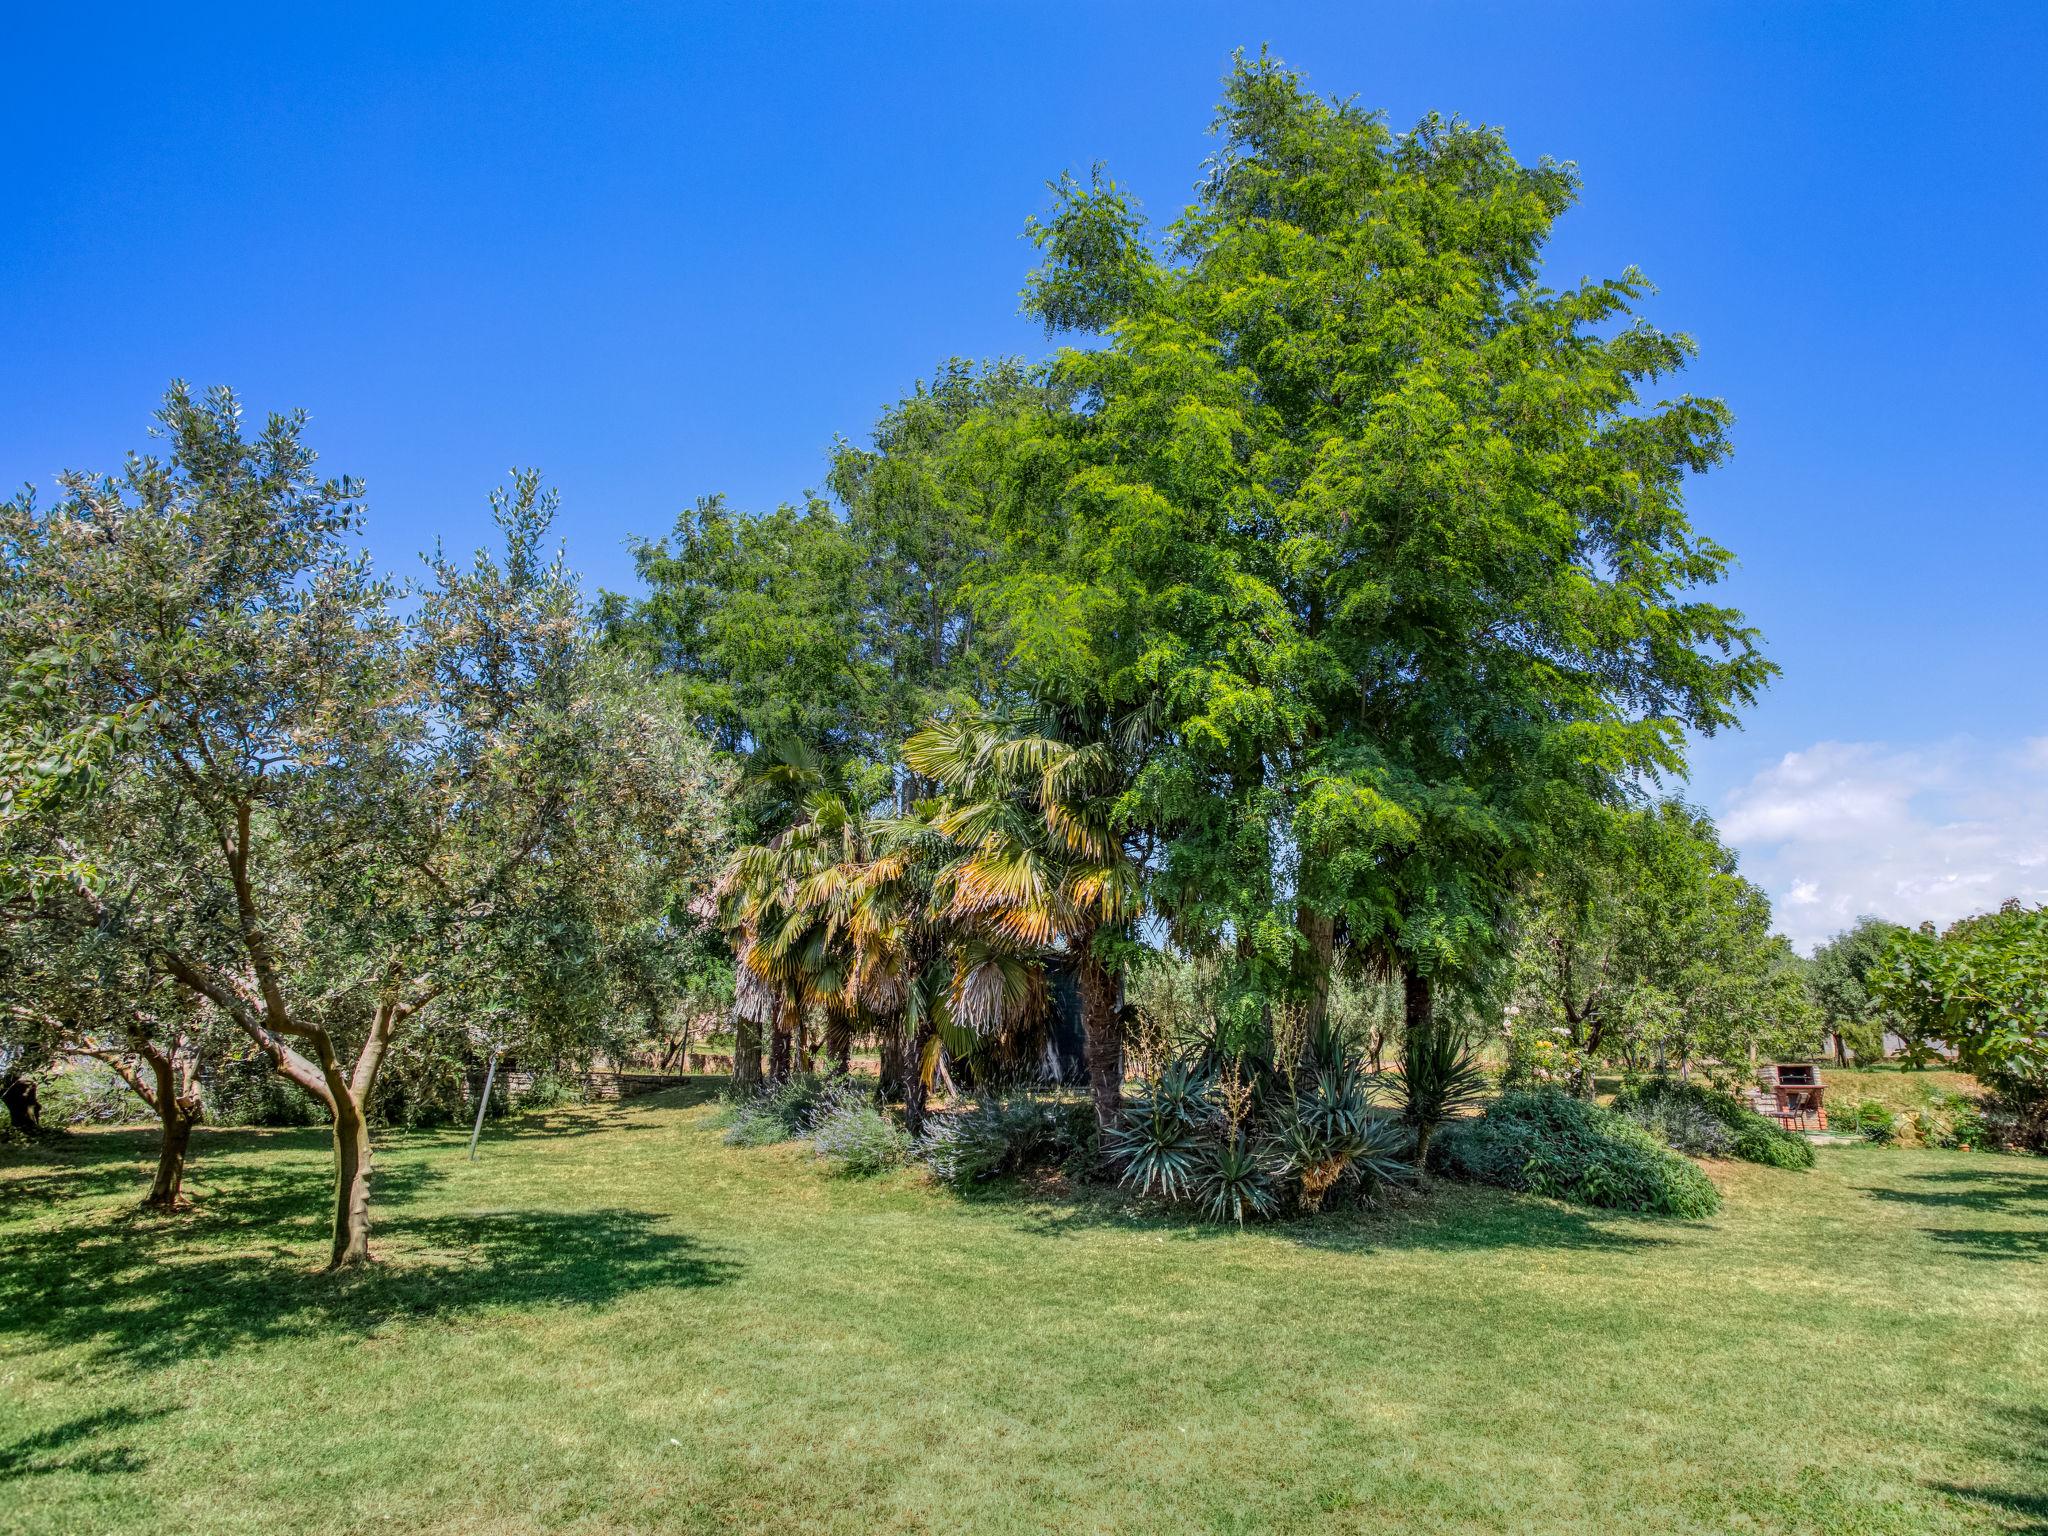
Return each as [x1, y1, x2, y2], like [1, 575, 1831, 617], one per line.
[2, 1086, 2043, 1534]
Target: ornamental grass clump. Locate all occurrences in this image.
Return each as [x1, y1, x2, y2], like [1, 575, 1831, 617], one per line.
[1441, 1090, 1721, 1217]
[1611, 1078, 1815, 1170]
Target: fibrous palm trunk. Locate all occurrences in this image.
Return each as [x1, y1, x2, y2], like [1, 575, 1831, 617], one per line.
[1076, 946, 1123, 1129]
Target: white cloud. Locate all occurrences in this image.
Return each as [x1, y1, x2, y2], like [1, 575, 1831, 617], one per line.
[1719, 738, 2048, 953]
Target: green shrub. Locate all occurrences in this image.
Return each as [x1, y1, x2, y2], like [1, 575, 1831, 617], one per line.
[716, 1073, 842, 1146]
[919, 1092, 1093, 1187]
[202, 1060, 323, 1128]
[1934, 1092, 1991, 1151]
[811, 1096, 912, 1176]
[516, 1071, 587, 1113]
[1612, 1078, 1814, 1170]
[1442, 1090, 1721, 1218]
[1854, 1100, 1897, 1145]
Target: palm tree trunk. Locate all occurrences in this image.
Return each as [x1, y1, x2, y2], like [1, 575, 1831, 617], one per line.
[825, 1009, 853, 1075]
[902, 1021, 936, 1138]
[1076, 946, 1123, 1129]
[768, 994, 796, 1083]
[731, 1014, 763, 1091]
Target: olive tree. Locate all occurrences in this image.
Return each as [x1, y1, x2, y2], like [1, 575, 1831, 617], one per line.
[0, 385, 726, 1268]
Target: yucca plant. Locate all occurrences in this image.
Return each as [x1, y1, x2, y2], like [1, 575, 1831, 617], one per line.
[1103, 1069, 1210, 1199]
[1194, 1134, 1279, 1225]
[1395, 1019, 1491, 1182]
[1280, 1062, 1385, 1211]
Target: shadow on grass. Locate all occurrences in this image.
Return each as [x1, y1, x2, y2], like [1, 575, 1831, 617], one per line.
[0, 1406, 170, 1480]
[1858, 1162, 2048, 1264]
[1929, 1404, 2048, 1533]
[1, 1124, 740, 1371]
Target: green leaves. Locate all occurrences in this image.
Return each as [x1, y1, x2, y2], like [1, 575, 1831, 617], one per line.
[1873, 903, 2048, 1088]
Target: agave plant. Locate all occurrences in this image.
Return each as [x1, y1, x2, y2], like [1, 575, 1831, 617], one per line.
[1103, 1069, 1211, 1199]
[1278, 1062, 1385, 1211]
[1193, 1133, 1279, 1225]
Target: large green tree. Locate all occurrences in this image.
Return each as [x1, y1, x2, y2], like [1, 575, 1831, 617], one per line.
[979, 51, 1773, 1057]
[1806, 916, 1908, 1065]
[1510, 802, 1815, 1089]
[1873, 902, 2048, 1147]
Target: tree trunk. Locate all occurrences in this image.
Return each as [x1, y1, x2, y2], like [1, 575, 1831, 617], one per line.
[768, 995, 796, 1084]
[146, 1104, 197, 1210]
[902, 1022, 935, 1138]
[1076, 946, 1123, 1129]
[328, 1091, 374, 1271]
[825, 1009, 853, 1076]
[1, 1077, 40, 1135]
[877, 1022, 907, 1103]
[1295, 904, 1336, 1044]
[142, 1051, 201, 1211]
[731, 1013, 763, 1092]
[1403, 967, 1435, 1184]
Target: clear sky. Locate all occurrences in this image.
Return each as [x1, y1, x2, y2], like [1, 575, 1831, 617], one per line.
[5, 2, 2044, 948]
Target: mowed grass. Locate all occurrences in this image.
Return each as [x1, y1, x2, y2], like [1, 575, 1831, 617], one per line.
[2, 1088, 2043, 1535]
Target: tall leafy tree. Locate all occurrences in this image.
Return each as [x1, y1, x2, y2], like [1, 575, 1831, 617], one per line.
[0, 921, 215, 1206]
[993, 51, 1774, 1055]
[1806, 916, 1908, 1065]
[1874, 901, 2048, 1132]
[599, 495, 878, 789]
[1511, 803, 1815, 1088]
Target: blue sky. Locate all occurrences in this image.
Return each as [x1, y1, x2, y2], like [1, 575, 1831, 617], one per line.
[5, 2, 2044, 946]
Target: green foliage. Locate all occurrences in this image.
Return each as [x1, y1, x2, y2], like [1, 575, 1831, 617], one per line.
[1806, 917, 1908, 1063]
[810, 1096, 912, 1177]
[1192, 1134, 1279, 1225]
[986, 50, 1771, 1013]
[1443, 1090, 1722, 1218]
[1394, 1017, 1490, 1163]
[516, 1072, 588, 1114]
[916, 1092, 1093, 1187]
[1853, 1101, 1898, 1146]
[1873, 901, 2048, 1092]
[1510, 804, 1817, 1084]
[1102, 1073, 1208, 1200]
[36, 1062, 135, 1127]
[1611, 1078, 1815, 1170]
[204, 1060, 324, 1128]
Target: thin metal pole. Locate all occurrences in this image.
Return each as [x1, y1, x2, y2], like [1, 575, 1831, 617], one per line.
[468, 1048, 501, 1162]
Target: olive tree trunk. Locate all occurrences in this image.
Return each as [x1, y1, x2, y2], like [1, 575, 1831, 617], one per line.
[142, 1050, 201, 1212]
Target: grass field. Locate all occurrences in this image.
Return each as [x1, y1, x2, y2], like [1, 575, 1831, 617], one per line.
[3, 1086, 2043, 1535]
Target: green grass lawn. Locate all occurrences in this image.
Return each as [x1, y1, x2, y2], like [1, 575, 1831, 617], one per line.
[3, 1088, 2043, 1535]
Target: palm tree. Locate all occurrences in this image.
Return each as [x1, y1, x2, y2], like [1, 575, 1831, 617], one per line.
[904, 714, 1144, 1128]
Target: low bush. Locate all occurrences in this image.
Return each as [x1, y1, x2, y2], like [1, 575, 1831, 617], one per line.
[811, 1096, 912, 1176]
[1612, 1078, 1815, 1170]
[203, 1059, 323, 1128]
[918, 1092, 1093, 1187]
[516, 1071, 588, 1113]
[38, 1062, 137, 1127]
[1441, 1090, 1721, 1218]
[1853, 1100, 1897, 1145]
